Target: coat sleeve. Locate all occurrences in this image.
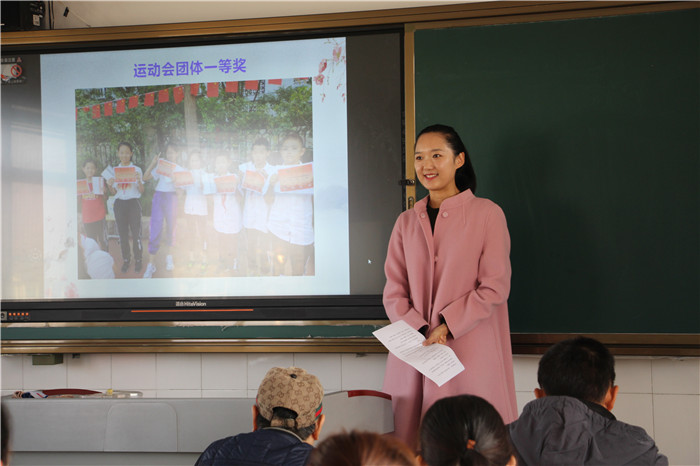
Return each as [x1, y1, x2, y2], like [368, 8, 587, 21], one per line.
[383, 215, 430, 331]
[439, 204, 511, 340]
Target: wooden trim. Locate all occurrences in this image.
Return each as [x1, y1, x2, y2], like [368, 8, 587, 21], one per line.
[2, 334, 697, 355]
[512, 334, 700, 357]
[0, 338, 387, 354]
[409, 1, 698, 31]
[2, 2, 696, 47]
[404, 24, 417, 210]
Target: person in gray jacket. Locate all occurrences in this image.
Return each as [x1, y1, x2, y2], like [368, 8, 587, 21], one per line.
[508, 336, 668, 466]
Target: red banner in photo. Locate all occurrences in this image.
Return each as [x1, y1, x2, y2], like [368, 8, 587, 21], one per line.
[278, 163, 313, 192]
[242, 170, 265, 193]
[77, 179, 90, 195]
[156, 159, 177, 177]
[115, 166, 138, 183]
[173, 170, 194, 187]
[214, 174, 239, 193]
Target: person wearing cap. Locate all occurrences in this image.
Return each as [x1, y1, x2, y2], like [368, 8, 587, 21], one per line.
[195, 366, 326, 466]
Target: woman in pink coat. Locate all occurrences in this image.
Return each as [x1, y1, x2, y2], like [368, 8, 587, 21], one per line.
[383, 124, 517, 449]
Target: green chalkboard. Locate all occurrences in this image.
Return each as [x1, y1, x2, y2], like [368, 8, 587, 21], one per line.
[415, 9, 699, 333]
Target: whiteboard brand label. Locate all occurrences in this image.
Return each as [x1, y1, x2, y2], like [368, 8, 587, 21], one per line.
[176, 301, 206, 307]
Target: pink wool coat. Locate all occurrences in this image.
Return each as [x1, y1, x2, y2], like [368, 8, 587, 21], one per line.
[382, 189, 517, 448]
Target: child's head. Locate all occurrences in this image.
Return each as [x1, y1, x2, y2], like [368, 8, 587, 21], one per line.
[82, 158, 99, 178]
[307, 430, 417, 466]
[537, 336, 616, 404]
[163, 143, 178, 162]
[214, 154, 229, 175]
[420, 395, 514, 466]
[189, 151, 202, 170]
[250, 138, 270, 167]
[117, 142, 134, 165]
[280, 132, 305, 165]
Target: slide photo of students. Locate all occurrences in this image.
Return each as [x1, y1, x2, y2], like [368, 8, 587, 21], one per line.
[74, 77, 315, 282]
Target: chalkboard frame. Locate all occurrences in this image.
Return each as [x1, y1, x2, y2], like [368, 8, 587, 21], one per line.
[2, 1, 698, 356]
[406, 3, 699, 354]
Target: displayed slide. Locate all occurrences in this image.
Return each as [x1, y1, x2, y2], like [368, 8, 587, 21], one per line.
[36, 37, 349, 300]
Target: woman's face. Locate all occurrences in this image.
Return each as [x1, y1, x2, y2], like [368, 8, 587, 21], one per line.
[118, 144, 133, 165]
[414, 132, 464, 194]
[280, 137, 305, 165]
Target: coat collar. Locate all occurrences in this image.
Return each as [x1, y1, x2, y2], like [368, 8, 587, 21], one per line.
[414, 188, 475, 214]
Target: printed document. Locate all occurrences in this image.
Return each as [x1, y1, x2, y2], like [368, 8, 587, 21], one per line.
[373, 320, 465, 387]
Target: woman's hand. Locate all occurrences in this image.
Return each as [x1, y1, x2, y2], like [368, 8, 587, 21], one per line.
[423, 323, 449, 346]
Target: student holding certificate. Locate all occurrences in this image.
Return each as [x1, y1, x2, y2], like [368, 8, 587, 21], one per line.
[267, 132, 314, 276]
[78, 158, 108, 252]
[180, 151, 208, 270]
[106, 142, 144, 274]
[239, 138, 273, 276]
[382, 125, 517, 448]
[212, 153, 243, 273]
[142, 144, 181, 278]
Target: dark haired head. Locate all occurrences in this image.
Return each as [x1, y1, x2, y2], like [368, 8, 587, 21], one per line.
[416, 124, 476, 193]
[420, 395, 513, 466]
[307, 430, 417, 466]
[537, 336, 615, 403]
[281, 131, 304, 146]
[82, 158, 99, 168]
[255, 407, 316, 440]
[117, 142, 133, 153]
[252, 137, 271, 150]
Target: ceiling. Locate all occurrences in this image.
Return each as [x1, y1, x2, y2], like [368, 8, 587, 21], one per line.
[52, 1, 473, 29]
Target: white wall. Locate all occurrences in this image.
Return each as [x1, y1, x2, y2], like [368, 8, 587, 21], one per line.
[2, 353, 698, 465]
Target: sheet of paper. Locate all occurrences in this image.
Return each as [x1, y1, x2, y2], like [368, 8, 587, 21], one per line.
[101, 166, 115, 181]
[373, 320, 465, 387]
[77, 179, 90, 195]
[92, 176, 104, 195]
[173, 170, 194, 187]
[156, 158, 177, 177]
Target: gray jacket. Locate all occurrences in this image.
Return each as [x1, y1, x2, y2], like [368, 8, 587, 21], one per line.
[508, 396, 668, 466]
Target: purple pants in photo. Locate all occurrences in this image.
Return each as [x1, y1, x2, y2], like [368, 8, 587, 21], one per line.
[148, 190, 177, 255]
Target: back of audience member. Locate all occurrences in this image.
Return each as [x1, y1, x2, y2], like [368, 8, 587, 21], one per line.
[419, 395, 515, 466]
[196, 366, 325, 466]
[307, 430, 418, 466]
[508, 336, 668, 465]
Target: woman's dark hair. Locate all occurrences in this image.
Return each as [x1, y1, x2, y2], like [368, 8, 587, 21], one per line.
[307, 430, 417, 466]
[281, 131, 304, 147]
[420, 395, 513, 466]
[416, 124, 477, 194]
[256, 407, 316, 440]
[82, 157, 99, 168]
[252, 137, 271, 150]
[117, 141, 134, 153]
[537, 336, 615, 403]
